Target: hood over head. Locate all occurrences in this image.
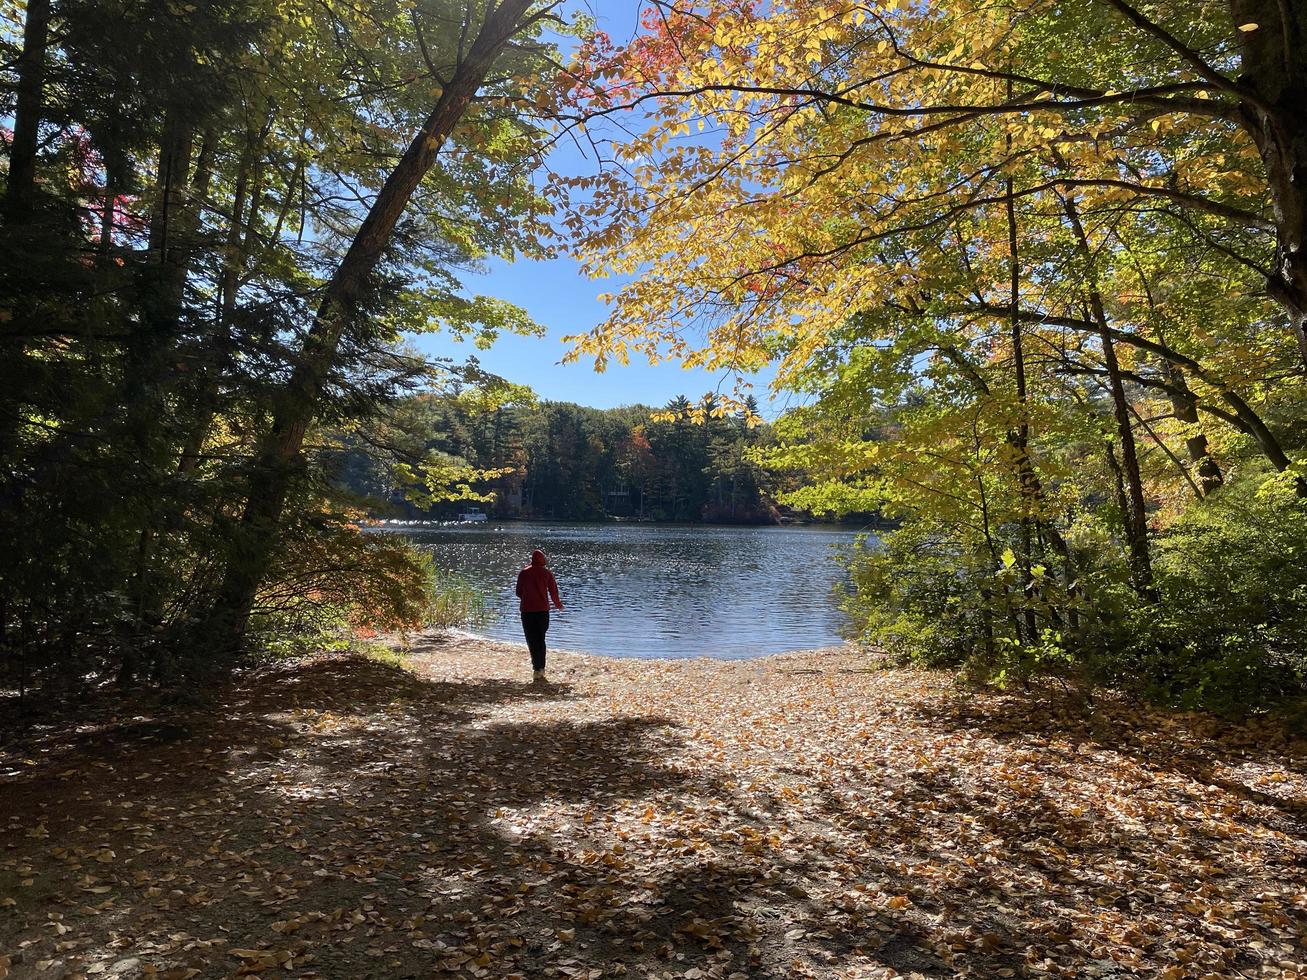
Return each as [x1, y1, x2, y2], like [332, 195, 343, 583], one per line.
[530, 549, 547, 567]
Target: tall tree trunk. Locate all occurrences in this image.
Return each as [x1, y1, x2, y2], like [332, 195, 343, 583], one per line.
[99, 187, 117, 262]
[127, 109, 198, 453]
[1005, 176, 1038, 644]
[0, 0, 52, 485]
[177, 119, 264, 477]
[1098, 321, 1157, 593]
[137, 111, 202, 349]
[205, 0, 540, 655]
[121, 121, 220, 683]
[1233, 0, 1307, 369]
[1103, 438, 1134, 553]
[3, 0, 51, 224]
[1063, 196, 1155, 594]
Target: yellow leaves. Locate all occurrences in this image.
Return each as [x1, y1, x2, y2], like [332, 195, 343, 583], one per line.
[815, 23, 845, 43]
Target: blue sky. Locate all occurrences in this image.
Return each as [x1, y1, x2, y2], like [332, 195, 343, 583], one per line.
[410, 1, 781, 413]
[414, 251, 774, 410]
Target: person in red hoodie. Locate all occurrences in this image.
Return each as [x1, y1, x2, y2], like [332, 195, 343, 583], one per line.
[515, 549, 563, 682]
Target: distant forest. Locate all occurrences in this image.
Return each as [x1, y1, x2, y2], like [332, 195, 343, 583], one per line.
[334, 393, 791, 524]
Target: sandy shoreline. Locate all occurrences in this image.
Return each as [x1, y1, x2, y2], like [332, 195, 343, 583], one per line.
[417, 626, 858, 667]
[401, 626, 858, 667]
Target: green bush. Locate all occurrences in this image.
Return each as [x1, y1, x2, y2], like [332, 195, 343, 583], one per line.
[839, 475, 1307, 715]
[837, 521, 1085, 687]
[1100, 478, 1307, 714]
[250, 525, 489, 658]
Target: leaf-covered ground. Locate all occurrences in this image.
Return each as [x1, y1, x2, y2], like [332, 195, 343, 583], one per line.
[2, 636, 1305, 979]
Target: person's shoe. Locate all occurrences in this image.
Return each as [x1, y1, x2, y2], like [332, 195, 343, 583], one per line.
[532, 669, 546, 683]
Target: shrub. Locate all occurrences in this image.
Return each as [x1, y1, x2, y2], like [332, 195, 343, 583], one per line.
[839, 475, 1307, 715]
[251, 523, 488, 656]
[1099, 478, 1307, 714]
[837, 521, 1085, 687]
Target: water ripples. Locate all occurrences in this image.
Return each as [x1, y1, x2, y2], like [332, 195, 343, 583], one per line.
[384, 522, 874, 659]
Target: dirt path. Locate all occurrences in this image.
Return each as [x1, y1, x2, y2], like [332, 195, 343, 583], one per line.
[2, 635, 1305, 979]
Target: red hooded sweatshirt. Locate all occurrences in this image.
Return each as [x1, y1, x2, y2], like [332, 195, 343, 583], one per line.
[516, 550, 561, 612]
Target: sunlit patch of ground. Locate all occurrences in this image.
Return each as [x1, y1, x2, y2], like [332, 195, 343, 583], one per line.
[1, 635, 1304, 979]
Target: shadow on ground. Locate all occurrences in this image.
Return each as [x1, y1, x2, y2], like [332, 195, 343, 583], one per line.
[2, 657, 819, 977]
[1, 654, 1304, 979]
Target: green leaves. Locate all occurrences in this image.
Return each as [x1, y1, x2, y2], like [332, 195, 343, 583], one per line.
[391, 451, 510, 509]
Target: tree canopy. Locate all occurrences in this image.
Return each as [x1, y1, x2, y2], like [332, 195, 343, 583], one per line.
[558, 0, 1307, 712]
[1, 0, 565, 692]
[2, 0, 1304, 714]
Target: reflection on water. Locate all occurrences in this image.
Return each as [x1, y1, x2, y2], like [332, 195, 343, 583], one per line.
[384, 522, 872, 659]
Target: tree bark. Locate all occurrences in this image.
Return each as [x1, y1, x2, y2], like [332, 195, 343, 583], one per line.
[1063, 194, 1155, 594]
[1098, 324, 1154, 593]
[205, 0, 540, 654]
[1160, 362, 1224, 494]
[1005, 177, 1038, 644]
[129, 109, 199, 422]
[177, 119, 263, 477]
[122, 121, 220, 679]
[3, 0, 51, 224]
[0, 0, 52, 469]
[1232, 0, 1307, 369]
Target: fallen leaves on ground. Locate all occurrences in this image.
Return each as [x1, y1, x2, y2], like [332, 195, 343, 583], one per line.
[1, 636, 1304, 979]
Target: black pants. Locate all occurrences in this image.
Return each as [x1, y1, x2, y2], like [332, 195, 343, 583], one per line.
[521, 610, 549, 670]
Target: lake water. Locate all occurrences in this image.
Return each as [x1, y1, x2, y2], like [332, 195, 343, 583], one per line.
[386, 522, 871, 659]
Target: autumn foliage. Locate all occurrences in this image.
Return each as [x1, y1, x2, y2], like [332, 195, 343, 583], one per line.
[559, 0, 1307, 712]
[0, 0, 559, 698]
